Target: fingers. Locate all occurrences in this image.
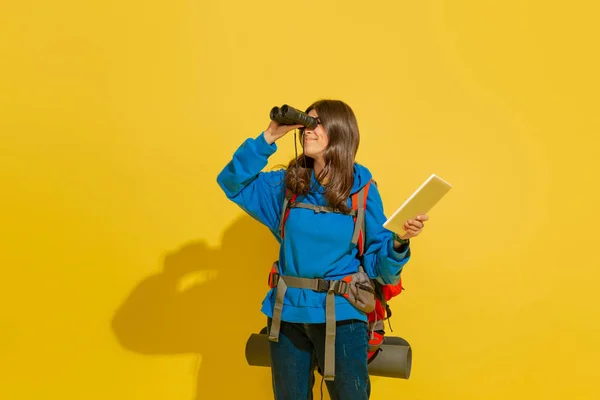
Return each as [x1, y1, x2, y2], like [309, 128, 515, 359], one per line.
[410, 214, 429, 229]
[416, 214, 429, 222]
[402, 221, 421, 236]
[405, 219, 424, 230]
[403, 228, 421, 238]
[402, 214, 429, 238]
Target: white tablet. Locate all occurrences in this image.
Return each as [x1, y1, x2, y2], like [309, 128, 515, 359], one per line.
[383, 174, 452, 235]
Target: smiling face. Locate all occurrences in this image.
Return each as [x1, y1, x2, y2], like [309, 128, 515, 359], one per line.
[301, 109, 329, 162]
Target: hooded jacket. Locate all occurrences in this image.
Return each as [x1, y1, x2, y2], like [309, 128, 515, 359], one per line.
[217, 132, 410, 324]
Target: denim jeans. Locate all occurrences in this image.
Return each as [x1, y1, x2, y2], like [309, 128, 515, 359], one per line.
[267, 317, 371, 400]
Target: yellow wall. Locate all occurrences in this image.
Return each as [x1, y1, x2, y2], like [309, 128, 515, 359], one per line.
[1, 1, 599, 399]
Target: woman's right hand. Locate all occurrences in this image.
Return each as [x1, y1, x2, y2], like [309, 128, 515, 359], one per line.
[264, 120, 303, 145]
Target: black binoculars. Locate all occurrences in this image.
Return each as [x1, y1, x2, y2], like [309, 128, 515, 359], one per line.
[270, 104, 319, 130]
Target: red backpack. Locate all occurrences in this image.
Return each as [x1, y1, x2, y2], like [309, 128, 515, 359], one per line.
[269, 179, 404, 364]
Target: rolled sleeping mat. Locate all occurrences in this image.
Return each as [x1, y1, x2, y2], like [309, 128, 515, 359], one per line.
[244, 331, 412, 379]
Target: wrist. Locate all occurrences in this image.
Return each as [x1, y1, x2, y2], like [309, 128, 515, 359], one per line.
[263, 129, 275, 145]
[392, 232, 409, 247]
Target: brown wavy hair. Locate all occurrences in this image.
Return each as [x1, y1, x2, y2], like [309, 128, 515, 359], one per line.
[284, 99, 360, 213]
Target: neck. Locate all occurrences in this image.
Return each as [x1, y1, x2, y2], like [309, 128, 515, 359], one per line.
[313, 157, 328, 185]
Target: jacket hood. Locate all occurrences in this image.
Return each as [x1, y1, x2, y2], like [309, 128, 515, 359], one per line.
[350, 163, 373, 194]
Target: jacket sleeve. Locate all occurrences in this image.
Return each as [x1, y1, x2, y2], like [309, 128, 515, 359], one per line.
[362, 183, 411, 285]
[216, 132, 286, 235]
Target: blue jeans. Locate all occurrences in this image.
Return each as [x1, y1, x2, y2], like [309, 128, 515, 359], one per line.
[267, 318, 371, 400]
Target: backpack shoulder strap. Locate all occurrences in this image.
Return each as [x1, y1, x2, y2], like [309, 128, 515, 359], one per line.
[350, 179, 375, 256]
[278, 187, 297, 238]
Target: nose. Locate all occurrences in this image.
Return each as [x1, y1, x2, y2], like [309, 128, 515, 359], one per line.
[303, 119, 321, 135]
[304, 123, 319, 136]
[302, 130, 316, 140]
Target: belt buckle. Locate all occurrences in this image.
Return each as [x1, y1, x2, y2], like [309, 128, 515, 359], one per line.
[269, 273, 279, 288]
[316, 278, 330, 292]
[337, 280, 349, 294]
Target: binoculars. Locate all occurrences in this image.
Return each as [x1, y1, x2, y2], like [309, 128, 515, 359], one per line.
[270, 104, 319, 130]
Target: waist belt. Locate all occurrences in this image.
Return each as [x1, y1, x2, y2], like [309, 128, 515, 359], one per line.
[267, 264, 376, 381]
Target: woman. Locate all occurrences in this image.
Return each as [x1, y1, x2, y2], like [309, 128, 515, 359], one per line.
[217, 99, 428, 399]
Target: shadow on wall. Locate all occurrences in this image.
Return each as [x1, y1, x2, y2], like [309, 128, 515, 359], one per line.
[111, 215, 279, 399]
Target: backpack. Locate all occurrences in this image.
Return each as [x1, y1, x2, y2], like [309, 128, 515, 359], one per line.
[266, 179, 405, 380]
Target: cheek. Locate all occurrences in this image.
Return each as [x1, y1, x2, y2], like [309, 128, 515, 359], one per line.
[319, 135, 329, 149]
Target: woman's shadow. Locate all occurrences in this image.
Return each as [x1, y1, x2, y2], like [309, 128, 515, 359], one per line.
[111, 215, 279, 399]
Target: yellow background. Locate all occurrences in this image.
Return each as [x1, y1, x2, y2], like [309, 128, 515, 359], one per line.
[1, 0, 599, 399]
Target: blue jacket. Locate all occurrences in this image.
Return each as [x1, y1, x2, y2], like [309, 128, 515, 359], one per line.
[216, 132, 411, 324]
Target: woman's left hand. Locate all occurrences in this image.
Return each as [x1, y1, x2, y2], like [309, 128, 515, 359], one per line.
[400, 214, 429, 240]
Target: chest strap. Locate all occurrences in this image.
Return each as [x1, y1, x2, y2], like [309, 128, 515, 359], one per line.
[289, 202, 357, 216]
